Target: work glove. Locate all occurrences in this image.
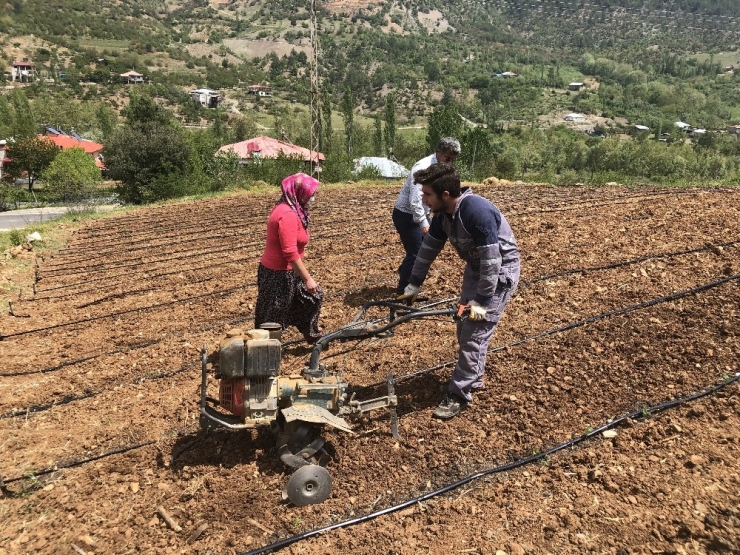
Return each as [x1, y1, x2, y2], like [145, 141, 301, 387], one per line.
[468, 300, 487, 321]
[397, 284, 420, 302]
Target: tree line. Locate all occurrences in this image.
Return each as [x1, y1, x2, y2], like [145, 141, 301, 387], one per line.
[3, 87, 739, 214]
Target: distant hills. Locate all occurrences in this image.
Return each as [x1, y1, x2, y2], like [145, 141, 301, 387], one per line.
[2, 0, 740, 127]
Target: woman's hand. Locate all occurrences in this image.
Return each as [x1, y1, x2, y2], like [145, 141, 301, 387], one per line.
[304, 277, 319, 294]
[292, 258, 318, 293]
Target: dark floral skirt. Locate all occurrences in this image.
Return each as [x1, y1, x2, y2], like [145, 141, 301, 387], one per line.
[254, 263, 323, 341]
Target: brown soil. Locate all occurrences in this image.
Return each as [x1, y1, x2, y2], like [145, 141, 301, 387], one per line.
[1, 183, 739, 555]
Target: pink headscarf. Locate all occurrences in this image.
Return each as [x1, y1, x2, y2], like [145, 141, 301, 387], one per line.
[277, 173, 320, 228]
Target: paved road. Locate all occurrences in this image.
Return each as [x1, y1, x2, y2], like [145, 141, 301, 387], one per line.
[0, 206, 118, 232]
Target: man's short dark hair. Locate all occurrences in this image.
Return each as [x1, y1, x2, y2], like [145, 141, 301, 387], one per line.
[414, 163, 461, 198]
[437, 137, 461, 155]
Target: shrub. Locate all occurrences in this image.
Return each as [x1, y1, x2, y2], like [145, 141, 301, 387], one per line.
[8, 229, 23, 246]
[240, 154, 307, 186]
[42, 147, 102, 203]
[0, 182, 29, 211]
[494, 152, 520, 180]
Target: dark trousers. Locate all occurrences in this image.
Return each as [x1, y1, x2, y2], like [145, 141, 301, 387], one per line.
[255, 264, 323, 340]
[392, 208, 424, 295]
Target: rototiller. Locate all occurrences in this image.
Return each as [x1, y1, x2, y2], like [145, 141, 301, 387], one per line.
[199, 299, 469, 506]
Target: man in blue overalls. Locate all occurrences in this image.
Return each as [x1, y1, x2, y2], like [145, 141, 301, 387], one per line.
[399, 163, 520, 419]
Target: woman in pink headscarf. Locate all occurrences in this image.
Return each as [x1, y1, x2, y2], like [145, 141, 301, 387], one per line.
[255, 173, 323, 343]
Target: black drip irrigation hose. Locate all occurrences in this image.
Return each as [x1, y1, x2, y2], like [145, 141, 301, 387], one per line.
[494, 272, 740, 353]
[0, 391, 97, 420]
[354, 272, 740, 393]
[1, 440, 157, 496]
[0, 339, 160, 378]
[507, 189, 701, 218]
[522, 238, 739, 287]
[36, 187, 698, 279]
[0, 284, 245, 341]
[36, 249, 257, 298]
[9, 268, 736, 417]
[240, 373, 740, 555]
[2, 278, 397, 385]
[18, 230, 734, 341]
[0, 359, 200, 420]
[39, 220, 391, 282]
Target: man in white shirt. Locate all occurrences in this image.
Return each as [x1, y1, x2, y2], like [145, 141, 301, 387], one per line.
[392, 137, 460, 295]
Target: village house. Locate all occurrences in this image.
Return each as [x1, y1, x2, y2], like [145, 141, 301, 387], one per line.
[8, 61, 37, 82]
[0, 140, 7, 180]
[190, 88, 222, 108]
[217, 135, 324, 168]
[41, 126, 106, 170]
[247, 84, 272, 97]
[564, 113, 587, 122]
[120, 70, 145, 84]
[568, 82, 585, 91]
[727, 124, 740, 135]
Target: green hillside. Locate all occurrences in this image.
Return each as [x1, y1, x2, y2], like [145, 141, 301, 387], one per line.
[2, 0, 740, 204]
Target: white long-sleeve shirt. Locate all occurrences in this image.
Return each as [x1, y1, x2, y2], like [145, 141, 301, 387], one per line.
[393, 152, 437, 229]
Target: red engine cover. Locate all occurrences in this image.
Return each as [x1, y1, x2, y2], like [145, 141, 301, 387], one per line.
[219, 378, 246, 417]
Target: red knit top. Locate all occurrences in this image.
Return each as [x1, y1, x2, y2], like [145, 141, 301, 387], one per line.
[260, 203, 310, 270]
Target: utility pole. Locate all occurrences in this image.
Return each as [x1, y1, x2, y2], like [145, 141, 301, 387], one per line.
[309, 0, 322, 176]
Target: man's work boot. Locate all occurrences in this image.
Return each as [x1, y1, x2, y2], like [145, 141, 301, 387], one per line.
[432, 392, 468, 420]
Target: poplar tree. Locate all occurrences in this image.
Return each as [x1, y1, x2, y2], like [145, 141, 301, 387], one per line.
[373, 115, 383, 156]
[340, 86, 354, 156]
[383, 92, 396, 155]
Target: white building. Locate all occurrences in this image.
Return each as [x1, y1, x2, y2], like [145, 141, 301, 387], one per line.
[10, 61, 36, 82]
[190, 88, 221, 108]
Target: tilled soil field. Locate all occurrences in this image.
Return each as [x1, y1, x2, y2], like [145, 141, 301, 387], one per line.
[1, 183, 739, 555]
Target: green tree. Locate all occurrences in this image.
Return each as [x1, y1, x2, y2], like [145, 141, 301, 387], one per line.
[10, 90, 37, 140]
[42, 147, 101, 203]
[321, 86, 333, 152]
[373, 115, 383, 156]
[0, 95, 12, 139]
[7, 137, 59, 191]
[230, 115, 257, 143]
[383, 91, 397, 154]
[211, 108, 225, 141]
[426, 103, 463, 153]
[123, 93, 172, 128]
[340, 86, 354, 156]
[95, 104, 119, 140]
[460, 127, 495, 179]
[104, 125, 191, 204]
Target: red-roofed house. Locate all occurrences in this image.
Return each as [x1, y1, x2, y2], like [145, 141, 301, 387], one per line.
[217, 136, 324, 165]
[41, 132, 106, 169]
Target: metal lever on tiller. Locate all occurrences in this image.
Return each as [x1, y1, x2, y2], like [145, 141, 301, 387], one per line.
[342, 372, 401, 442]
